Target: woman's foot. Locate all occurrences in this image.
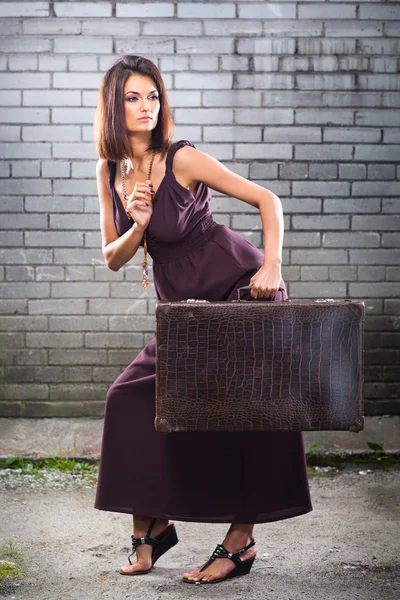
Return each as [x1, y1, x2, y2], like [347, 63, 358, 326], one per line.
[120, 517, 170, 575]
[182, 529, 257, 583]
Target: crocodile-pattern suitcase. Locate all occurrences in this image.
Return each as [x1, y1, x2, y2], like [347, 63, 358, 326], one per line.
[155, 286, 365, 433]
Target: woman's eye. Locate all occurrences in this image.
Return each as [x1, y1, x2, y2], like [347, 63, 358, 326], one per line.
[127, 96, 159, 102]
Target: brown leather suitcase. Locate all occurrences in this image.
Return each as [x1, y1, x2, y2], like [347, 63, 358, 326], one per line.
[155, 286, 365, 433]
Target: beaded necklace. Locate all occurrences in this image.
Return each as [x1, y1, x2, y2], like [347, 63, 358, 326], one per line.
[120, 148, 156, 289]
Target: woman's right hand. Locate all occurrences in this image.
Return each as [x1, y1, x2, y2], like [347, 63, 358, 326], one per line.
[125, 179, 154, 231]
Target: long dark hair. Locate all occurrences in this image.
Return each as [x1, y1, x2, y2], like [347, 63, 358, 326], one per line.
[94, 55, 174, 162]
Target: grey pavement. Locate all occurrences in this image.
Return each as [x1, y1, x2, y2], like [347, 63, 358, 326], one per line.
[0, 416, 399, 599]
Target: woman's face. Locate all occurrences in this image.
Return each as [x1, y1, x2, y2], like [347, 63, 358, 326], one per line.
[123, 73, 160, 134]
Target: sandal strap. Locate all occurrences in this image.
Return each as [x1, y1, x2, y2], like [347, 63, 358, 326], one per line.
[127, 518, 161, 565]
[200, 539, 256, 571]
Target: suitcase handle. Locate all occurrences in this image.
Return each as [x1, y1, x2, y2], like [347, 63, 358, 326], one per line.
[237, 285, 285, 301]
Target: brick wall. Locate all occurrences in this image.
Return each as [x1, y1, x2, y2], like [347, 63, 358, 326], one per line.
[0, 1, 399, 417]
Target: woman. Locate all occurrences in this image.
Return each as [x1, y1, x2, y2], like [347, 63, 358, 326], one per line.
[94, 55, 312, 585]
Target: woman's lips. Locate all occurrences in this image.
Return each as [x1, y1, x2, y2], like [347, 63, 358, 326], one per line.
[139, 117, 152, 120]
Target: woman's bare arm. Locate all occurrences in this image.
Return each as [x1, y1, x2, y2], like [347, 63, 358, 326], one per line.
[96, 159, 145, 271]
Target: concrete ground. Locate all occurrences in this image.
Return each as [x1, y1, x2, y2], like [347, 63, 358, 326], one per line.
[0, 416, 399, 599]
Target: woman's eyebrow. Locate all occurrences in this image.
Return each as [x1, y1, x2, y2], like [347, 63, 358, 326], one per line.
[125, 89, 158, 96]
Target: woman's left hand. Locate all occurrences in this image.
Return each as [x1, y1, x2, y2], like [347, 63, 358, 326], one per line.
[249, 262, 282, 299]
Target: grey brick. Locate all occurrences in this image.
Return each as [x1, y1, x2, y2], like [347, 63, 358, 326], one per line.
[53, 142, 97, 160]
[292, 182, 350, 197]
[282, 198, 321, 213]
[62, 366, 92, 382]
[283, 232, 321, 249]
[52, 107, 99, 124]
[51, 282, 109, 298]
[296, 74, 354, 90]
[323, 232, 380, 248]
[360, 4, 400, 20]
[263, 20, 323, 37]
[0, 232, 23, 246]
[370, 58, 398, 74]
[0, 283, 49, 299]
[204, 127, 260, 143]
[116, 2, 174, 17]
[382, 234, 400, 248]
[109, 316, 156, 331]
[176, 73, 233, 90]
[0, 19, 20, 34]
[325, 21, 383, 37]
[382, 200, 400, 214]
[387, 267, 400, 281]
[350, 283, 400, 298]
[350, 250, 400, 265]
[36, 267, 64, 282]
[5, 266, 35, 281]
[82, 20, 140, 36]
[300, 267, 328, 281]
[65, 266, 94, 281]
[34, 366, 63, 383]
[0, 366, 34, 383]
[29, 299, 86, 315]
[49, 316, 107, 332]
[236, 74, 294, 90]
[0, 2, 49, 17]
[338, 57, 369, 72]
[295, 145, 352, 161]
[237, 38, 296, 55]
[293, 215, 349, 230]
[0, 142, 51, 159]
[297, 39, 356, 55]
[143, 20, 202, 36]
[290, 282, 346, 298]
[38, 55, 68, 71]
[54, 37, 112, 54]
[11, 160, 40, 178]
[0, 125, 20, 141]
[25, 232, 83, 247]
[25, 197, 83, 213]
[352, 216, 400, 231]
[359, 267, 386, 282]
[329, 266, 357, 282]
[8, 55, 38, 71]
[50, 213, 99, 229]
[220, 56, 250, 72]
[0, 249, 52, 265]
[0, 180, 51, 195]
[280, 57, 309, 72]
[253, 56, 280, 71]
[295, 109, 353, 125]
[0, 315, 47, 331]
[49, 383, 108, 401]
[159, 55, 189, 72]
[175, 109, 233, 125]
[42, 162, 70, 178]
[264, 127, 320, 143]
[0, 38, 51, 53]
[204, 20, 262, 36]
[71, 161, 97, 178]
[323, 92, 382, 108]
[0, 299, 27, 315]
[339, 164, 367, 180]
[324, 127, 381, 143]
[235, 144, 292, 159]
[291, 250, 348, 265]
[309, 164, 337, 180]
[353, 182, 400, 197]
[23, 125, 80, 141]
[27, 332, 83, 348]
[239, 3, 296, 19]
[86, 332, 143, 348]
[49, 348, 106, 365]
[249, 163, 277, 179]
[0, 332, 24, 349]
[118, 36, 176, 55]
[53, 248, 103, 264]
[177, 37, 233, 54]
[22, 19, 80, 35]
[324, 198, 380, 213]
[85, 232, 102, 248]
[383, 93, 400, 108]
[358, 39, 400, 56]
[356, 110, 400, 127]
[358, 75, 400, 91]
[88, 298, 147, 315]
[54, 2, 111, 17]
[0, 384, 48, 401]
[383, 129, 400, 144]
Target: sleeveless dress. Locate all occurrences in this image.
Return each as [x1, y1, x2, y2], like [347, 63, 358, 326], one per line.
[94, 140, 313, 524]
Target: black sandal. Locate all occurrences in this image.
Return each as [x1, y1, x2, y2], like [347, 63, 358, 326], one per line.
[120, 517, 179, 576]
[182, 539, 256, 584]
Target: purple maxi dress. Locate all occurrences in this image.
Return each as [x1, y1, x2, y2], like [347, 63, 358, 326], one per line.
[94, 140, 313, 524]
